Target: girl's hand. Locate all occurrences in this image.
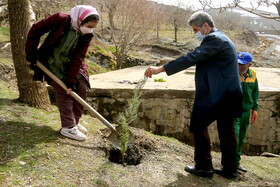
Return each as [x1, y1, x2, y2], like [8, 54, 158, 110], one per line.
[66, 88, 72, 95]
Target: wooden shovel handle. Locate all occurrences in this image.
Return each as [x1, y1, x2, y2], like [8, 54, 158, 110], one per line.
[36, 61, 117, 133]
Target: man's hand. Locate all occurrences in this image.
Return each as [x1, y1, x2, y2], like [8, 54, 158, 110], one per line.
[250, 110, 258, 125]
[144, 66, 165, 78]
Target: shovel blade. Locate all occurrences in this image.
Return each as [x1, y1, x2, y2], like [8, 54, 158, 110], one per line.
[107, 125, 134, 150]
[107, 130, 121, 150]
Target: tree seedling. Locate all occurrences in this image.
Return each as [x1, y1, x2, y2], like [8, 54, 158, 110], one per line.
[118, 76, 147, 166]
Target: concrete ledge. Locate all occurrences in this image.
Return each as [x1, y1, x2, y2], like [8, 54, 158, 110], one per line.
[90, 66, 280, 91]
[86, 87, 280, 154]
[88, 88, 196, 99]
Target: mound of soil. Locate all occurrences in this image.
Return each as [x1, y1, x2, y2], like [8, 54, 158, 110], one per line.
[235, 30, 260, 47]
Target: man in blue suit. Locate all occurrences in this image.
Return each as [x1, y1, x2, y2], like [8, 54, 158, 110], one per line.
[144, 11, 243, 180]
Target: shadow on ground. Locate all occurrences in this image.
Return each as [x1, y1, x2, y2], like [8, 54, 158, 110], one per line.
[165, 173, 231, 187]
[0, 102, 59, 165]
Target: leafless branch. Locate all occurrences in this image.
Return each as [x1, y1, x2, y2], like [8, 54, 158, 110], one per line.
[199, 0, 280, 22]
[236, 4, 280, 21]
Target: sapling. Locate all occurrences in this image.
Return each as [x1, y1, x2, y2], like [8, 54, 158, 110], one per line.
[119, 76, 147, 166]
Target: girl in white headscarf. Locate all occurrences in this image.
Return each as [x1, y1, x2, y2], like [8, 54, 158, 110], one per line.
[25, 5, 99, 141]
[70, 5, 99, 33]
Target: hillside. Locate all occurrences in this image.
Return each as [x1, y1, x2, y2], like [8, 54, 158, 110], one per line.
[89, 29, 280, 69]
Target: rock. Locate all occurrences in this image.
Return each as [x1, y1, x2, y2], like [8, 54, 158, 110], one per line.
[19, 161, 26, 165]
[261, 152, 280, 157]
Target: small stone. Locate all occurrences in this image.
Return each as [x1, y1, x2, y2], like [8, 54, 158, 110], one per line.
[19, 161, 26, 165]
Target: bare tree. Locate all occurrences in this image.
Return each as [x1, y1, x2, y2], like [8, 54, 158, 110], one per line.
[151, 2, 165, 40]
[166, 2, 192, 42]
[199, 0, 280, 22]
[210, 10, 244, 31]
[110, 0, 153, 69]
[104, 0, 120, 30]
[29, 0, 67, 21]
[7, 0, 51, 110]
[95, 1, 105, 36]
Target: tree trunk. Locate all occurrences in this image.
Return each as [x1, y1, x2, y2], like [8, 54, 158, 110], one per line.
[108, 8, 115, 30]
[8, 0, 52, 111]
[100, 5, 104, 37]
[156, 18, 160, 39]
[174, 26, 178, 43]
[274, 1, 280, 16]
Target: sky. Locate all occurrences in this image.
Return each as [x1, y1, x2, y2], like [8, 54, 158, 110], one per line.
[152, 0, 278, 14]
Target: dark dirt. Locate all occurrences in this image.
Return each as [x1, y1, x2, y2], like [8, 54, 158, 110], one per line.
[107, 146, 142, 165]
[235, 30, 260, 47]
[100, 126, 161, 166]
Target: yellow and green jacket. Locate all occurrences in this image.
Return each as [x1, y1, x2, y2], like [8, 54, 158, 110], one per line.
[240, 68, 259, 112]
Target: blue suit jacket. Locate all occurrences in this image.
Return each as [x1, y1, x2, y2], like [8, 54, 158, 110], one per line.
[164, 28, 243, 131]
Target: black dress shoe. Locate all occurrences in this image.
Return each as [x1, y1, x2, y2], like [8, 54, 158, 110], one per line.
[237, 164, 247, 172]
[184, 165, 214, 178]
[214, 168, 238, 180]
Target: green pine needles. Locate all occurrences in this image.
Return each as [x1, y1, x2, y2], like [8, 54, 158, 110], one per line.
[119, 76, 147, 166]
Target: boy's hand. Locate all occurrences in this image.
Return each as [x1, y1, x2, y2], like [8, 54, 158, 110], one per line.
[250, 110, 258, 125]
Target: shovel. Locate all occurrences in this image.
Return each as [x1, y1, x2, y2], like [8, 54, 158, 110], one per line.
[36, 61, 121, 149]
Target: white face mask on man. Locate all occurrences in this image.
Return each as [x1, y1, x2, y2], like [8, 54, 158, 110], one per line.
[80, 26, 93, 34]
[195, 25, 206, 41]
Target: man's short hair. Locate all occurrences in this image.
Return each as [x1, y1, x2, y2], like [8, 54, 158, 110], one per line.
[188, 11, 215, 28]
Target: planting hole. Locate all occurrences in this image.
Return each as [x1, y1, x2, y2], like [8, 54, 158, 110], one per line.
[107, 146, 142, 166]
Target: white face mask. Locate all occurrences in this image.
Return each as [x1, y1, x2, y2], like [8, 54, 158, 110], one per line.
[80, 26, 93, 34]
[195, 25, 205, 41]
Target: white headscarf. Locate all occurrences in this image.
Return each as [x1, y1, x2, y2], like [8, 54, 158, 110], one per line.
[70, 5, 99, 30]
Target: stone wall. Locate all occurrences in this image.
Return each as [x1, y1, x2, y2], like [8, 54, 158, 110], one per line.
[85, 88, 280, 154]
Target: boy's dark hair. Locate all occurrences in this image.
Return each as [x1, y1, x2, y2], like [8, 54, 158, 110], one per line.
[81, 14, 99, 25]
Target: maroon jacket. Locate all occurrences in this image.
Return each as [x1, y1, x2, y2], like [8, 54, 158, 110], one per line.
[25, 12, 92, 88]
